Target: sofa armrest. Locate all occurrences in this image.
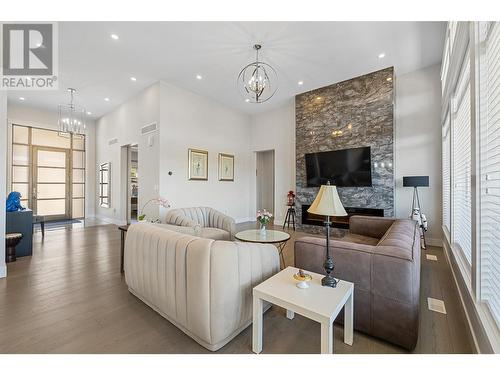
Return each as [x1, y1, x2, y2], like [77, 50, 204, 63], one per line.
[165, 210, 200, 228]
[349, 216, 395, 239]
[208, 208, 236, 237]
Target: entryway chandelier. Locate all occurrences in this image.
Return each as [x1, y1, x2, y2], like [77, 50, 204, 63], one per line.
[58, 88, 86, 134]
[237, 44, 278, 104]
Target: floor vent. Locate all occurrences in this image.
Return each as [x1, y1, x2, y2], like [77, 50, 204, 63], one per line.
[108, 138, 118, 146]
[427, 297, 447, 314]
[141, 122, 157, 135]
[426, 254, 438, 261]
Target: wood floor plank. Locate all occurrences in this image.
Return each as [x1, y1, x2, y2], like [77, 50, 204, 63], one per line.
[0, 222, 474, 353]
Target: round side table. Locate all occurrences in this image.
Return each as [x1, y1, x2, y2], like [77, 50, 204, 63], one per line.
[235, 229, 290, 269]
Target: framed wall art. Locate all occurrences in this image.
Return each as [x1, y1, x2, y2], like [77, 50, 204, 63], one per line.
[218, 153, 234, 181]
[188, 148, 208, 180]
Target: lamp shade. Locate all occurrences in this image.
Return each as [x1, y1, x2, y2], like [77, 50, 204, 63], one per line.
[307, 184, 347, 216]
[403, 176, 429, 187]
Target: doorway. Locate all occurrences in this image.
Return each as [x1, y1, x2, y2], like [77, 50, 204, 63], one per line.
[10, 124, 86, 222]
[256, 150, 275, 222]
[129, 145, 139, 222]
[32, 146, 71, 221]
[121, 144, 139, 224]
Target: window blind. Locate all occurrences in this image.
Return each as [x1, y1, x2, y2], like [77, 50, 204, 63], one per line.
[480, 22, 500, 326]
[452, 47, 472, 264]
[442, 111, 451, 234]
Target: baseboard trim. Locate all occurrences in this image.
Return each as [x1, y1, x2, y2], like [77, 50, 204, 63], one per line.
[0, 264, 6, 278]
[235, 217, 256, 224]
[426, 237, 443, 247]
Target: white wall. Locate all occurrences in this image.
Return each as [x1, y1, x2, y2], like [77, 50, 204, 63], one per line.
[249, 100, 296, 224]
[159, 82, 253, 222]
[394, 64, 442, 245]
[0, 92, 7, 278]
[95, 83, 160, 224]
[7, 103, 97, 218]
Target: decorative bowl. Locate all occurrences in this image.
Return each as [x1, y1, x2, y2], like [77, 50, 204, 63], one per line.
[293, 271, 312, 289]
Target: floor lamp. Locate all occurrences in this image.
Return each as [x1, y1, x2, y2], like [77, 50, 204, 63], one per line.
[307, 181, 347, 288]
[403, 176, 429, 249]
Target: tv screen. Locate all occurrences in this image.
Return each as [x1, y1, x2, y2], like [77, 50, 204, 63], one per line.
[305, 147, 372, 187]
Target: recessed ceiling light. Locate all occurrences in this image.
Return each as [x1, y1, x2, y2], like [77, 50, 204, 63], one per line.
[130, 77, 137, 82]
[245, 98, 250, 103]
[110, 34, 119, 40]
[87, 111, 92, 115]
[104, 97, 110, 102]
[19, 97, 25, 101]
[196, 74, 203, 80]
[298, 81, 304, 86]
[378, 53, 386, 59]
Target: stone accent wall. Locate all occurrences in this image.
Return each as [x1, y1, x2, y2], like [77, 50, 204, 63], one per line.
[295, 67, 394, 233]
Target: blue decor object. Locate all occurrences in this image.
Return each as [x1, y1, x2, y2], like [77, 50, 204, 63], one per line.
[6, 191, 25, 212]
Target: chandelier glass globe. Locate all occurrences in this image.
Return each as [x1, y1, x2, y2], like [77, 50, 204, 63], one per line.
[237, 44, 278, 103]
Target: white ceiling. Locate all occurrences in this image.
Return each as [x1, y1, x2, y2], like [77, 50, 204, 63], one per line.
[8, 21, 446, 119]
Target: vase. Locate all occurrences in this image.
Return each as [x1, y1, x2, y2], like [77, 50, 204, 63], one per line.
[260, 223, 267, 237]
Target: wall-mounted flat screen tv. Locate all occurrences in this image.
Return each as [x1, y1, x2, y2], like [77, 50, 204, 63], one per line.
[305, 146, 372, 187]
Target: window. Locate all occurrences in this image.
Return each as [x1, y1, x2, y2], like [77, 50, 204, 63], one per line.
[479, 22, 500, 326]
[451, 47, 472, 264]
[99, 162, 111, 208]
[442, 110, 451, 235]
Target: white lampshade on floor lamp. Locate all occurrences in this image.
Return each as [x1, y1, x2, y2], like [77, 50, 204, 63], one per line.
[307, 181, 347, 287]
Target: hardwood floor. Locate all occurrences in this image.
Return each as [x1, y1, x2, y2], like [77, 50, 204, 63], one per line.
[0, 222, 474, 353]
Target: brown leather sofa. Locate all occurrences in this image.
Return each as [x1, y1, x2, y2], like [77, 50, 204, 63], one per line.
[294, 216, 421, 350]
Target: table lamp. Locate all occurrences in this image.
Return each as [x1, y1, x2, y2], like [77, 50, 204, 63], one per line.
[307, 181, 347, 287]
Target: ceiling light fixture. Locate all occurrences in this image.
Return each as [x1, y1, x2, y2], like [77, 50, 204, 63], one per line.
[237, 44, 278, 104]
[378, 53, 386, 59]
[104, 97, 110, 102]
[245, 98, 250, 103]
[196, 74, 202, 80]
[87, 111, 92, 115]
[58, 88, 86, 135]
[110, 34, 119, 40]
[298, 81, 304, 86]
[130, 77, 137, 82]
[19, 97, 25, 101]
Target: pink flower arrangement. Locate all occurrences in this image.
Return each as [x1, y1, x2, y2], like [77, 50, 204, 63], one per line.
[257, 209, 273, 226]
[138, 197, 170, 221]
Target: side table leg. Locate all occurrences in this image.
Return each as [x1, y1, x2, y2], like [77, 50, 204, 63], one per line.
[277, 242, 286, 269]
[321, 321, 333, 354]
[252, 296, 264, 353]
[344, 291, 354, 345]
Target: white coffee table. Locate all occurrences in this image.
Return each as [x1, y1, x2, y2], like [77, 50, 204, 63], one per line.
[252, 266, 354, 354]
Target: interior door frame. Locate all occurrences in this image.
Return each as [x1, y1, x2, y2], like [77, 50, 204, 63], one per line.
[255, 149, 276, 223]
[32, 145, 71, 221]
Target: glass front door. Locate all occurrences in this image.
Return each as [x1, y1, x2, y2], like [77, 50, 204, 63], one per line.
[33, 146, 71, 221]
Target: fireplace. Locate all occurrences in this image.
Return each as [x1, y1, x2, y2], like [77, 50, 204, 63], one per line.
[301, 205, 384, 229]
